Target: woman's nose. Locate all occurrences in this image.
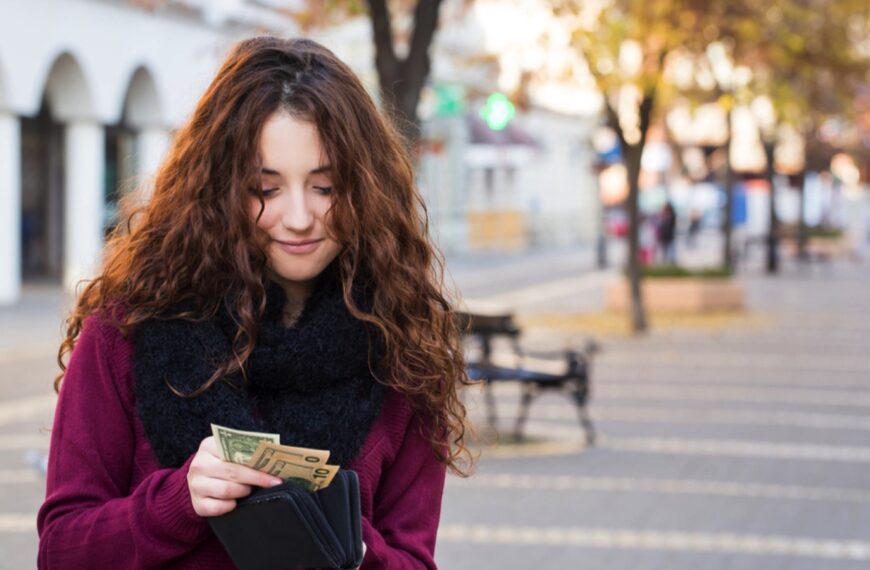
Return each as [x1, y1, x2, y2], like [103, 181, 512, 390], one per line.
[280, 189, 315, 232]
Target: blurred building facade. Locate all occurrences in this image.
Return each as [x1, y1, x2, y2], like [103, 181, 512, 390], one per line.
[0, 0, 604, 305]
[0, 0, 300, 304]
[419, 0, 601, 253]
[420, 109, 598, 253]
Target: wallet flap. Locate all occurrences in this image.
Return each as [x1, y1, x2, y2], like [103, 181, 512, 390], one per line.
[314, 471, 364, 568]
[286, 485, 345, 565]
[209, 485, 341, 569]
[347, 472, 363, 568]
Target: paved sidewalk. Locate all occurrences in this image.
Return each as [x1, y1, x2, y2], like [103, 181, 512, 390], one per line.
[2, 245, 868, 569]
[437, 259, 870, 569]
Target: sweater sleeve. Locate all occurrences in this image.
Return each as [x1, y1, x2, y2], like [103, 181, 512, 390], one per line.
[37, 316, 211, 569]
[360, 411, 447, 569]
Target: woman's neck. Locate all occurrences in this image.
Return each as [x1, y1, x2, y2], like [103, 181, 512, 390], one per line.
[277, 280, 312, 328]
[282, 297, 304, 327]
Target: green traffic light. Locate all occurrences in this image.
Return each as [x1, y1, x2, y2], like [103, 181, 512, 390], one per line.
[434, 84, 464, 117]
[480, 93, 515, 131]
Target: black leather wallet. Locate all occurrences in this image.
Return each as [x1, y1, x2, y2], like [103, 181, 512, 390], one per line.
[208, 470, 364, 570]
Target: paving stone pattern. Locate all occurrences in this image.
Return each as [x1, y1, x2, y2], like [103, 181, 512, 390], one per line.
[437, 260, 870, 569]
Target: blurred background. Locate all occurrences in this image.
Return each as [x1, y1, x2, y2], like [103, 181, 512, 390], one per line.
[1, 0, 869, 568]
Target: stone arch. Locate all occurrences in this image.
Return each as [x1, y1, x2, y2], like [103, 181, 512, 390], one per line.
[41, 51, 95, 121]
[121, 65, 165, 129]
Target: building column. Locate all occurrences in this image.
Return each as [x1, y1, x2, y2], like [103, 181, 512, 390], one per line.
[131, 127, 170, 204]
[0, 111, 21, 304]
[137, 126, 170, 182]
[64, 120, 105, 295]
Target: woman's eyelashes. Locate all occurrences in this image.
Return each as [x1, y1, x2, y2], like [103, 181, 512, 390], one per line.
[258, 185, 332, 197]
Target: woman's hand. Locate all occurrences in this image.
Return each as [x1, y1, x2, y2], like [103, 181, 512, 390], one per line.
[187, 436, 283, 517]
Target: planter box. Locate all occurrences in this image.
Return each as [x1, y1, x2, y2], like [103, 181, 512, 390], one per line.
[467, 210, 527, 252]
[606, 277, 745, 313]
[782, 236, 854, 259]
[806, 237, 852, 258]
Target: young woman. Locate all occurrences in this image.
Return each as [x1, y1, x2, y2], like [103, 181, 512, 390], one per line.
[37, 36, 473, 569]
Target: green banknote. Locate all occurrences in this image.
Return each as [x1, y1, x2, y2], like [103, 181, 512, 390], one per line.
[211, 424, 339, 491]
[210, 423, 280, 465]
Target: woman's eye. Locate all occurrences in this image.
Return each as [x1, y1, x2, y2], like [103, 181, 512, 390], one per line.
[314, 186, 333, 195]
[261, 188, 279, 197]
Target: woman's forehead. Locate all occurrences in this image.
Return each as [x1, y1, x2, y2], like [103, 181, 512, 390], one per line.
[259, 112, 329, 177]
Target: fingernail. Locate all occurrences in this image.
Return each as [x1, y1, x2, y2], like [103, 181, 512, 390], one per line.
[270, 479, 282, 487]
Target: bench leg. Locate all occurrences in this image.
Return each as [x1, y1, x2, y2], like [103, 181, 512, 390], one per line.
[572, 378, 595, 446]
[484, 381, 498, 434]
[578, 406, 596, 446]
[513, 383, 536, 441]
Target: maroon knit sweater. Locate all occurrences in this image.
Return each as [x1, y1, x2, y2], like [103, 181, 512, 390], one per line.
[37, 316, 446, 569]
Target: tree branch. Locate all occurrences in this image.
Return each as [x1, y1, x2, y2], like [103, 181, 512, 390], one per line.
[399, 0, 443, 102]
[366, 0, 399, 84]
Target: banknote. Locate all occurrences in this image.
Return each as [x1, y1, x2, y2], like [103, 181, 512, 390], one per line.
[260, 456, 340, 492]
[210, 423, 280, 465]
[246, 441, 331, 470]
[211, 424, 338, 491]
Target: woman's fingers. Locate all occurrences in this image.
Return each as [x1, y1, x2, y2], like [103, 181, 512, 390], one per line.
[188, 436, 283, 517]
[192, 445, 282, 488]
[191, 477, 254, 501]
[193, 496, 236, 518]
[199, 436, 219, 456]
[218, 461, 283, 488]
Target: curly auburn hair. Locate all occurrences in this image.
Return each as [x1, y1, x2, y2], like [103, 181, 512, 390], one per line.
[55, 36, 476, 476]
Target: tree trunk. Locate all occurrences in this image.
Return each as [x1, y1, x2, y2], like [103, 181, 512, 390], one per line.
[366, 0, 443, 152]
[623, 143, 647, 333]
[722, 109, 734, 272]
[764, 140, 779, 273]
[606, 94, 653, 334]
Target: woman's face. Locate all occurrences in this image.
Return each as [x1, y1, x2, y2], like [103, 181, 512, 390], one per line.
[253, 112, 342, 302]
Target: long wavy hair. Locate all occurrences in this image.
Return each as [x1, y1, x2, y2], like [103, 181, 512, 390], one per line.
[55, 36, 475, 476]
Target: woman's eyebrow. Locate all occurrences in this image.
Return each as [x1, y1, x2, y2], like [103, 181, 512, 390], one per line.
[260, 167, 281, 176]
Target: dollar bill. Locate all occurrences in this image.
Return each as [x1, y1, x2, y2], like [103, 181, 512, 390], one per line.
[211, 424, 339, 491]
[260, 456, 340, 492]
[246, 441, 331, 470]
[210, 423, 280, 465]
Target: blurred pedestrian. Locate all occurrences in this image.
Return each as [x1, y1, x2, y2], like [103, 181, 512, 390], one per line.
[37, 36, 472, 569]
[686, 208, 702, 249]
[657, 202, 677, 264]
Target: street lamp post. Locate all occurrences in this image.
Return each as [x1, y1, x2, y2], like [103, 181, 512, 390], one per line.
[752, 96, 779, 274]
[707, 43, 751, 272]
[594, 159, 608, 269]
[708, 44, 733, 272]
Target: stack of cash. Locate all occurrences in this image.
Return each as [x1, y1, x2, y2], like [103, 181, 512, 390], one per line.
[211, 424, 339, 492]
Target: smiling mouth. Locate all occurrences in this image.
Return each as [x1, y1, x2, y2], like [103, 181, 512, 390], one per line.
[276, 239, 323, 246]
[274, 238, 323, 255]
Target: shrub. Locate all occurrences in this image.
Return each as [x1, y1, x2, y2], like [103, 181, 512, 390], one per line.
[636, 264, 732, 280]
[808, 227, 844, 239]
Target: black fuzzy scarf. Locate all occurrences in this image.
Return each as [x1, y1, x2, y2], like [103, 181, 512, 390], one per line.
[132, 269, 385, 469]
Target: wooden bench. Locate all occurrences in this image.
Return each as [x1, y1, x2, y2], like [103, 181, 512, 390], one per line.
[455, 304, 597, 444]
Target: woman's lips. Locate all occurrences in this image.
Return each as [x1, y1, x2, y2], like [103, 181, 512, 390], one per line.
[274, 239, 322, 255]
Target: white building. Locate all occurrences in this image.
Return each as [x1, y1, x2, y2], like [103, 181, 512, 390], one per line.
[420, 0, 601, 253]
[0, 0, 604, 304]
[421, 109, 598, 253]
[0, 0, 305, 304]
